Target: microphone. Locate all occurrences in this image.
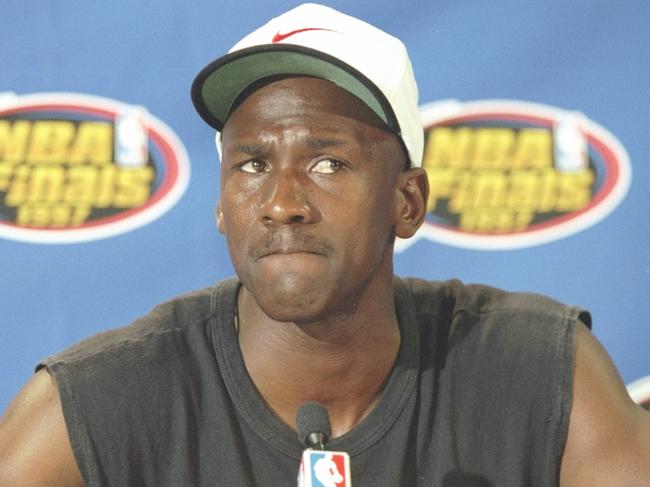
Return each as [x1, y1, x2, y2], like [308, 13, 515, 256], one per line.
[296, 401, 331, 450]
[296, 402, 351, 487]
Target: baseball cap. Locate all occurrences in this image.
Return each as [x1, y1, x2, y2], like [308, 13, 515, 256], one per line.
[191, 3, 424, 167]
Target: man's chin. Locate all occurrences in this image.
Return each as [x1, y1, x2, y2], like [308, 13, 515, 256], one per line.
[241, 273, 335, 323]
[254, 288, 327, 323]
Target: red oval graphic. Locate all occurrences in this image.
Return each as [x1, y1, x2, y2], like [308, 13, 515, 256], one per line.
[0, 93, 190, 243]
[396, 100, 631, 251]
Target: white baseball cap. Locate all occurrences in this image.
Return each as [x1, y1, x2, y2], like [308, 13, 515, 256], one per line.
[191, 3, 424, 167]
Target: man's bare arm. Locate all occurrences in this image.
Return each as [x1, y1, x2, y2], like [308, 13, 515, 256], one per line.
[0, 369, 86, 487]
[560, 323, 650, 486]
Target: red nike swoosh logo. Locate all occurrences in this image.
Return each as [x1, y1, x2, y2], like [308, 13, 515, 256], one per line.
[272, 27, 334, 43]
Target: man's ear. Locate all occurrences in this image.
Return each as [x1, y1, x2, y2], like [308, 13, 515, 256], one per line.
[215, 199, 225, 235]
[394, 168, 429, 239]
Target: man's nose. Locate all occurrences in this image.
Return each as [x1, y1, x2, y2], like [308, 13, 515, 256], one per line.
[261, 169, 317, 225]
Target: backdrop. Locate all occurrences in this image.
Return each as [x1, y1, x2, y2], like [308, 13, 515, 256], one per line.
[2, 0, 649, 411]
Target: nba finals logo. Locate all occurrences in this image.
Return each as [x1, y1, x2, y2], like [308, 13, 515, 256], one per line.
[397, 99, 631, 251]
[0, 92, 190, 244]
[298, 450, 351, 487]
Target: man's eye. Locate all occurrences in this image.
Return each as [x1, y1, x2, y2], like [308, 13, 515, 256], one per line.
[239, 160, 269, 174]
[311, 158, 345, 174]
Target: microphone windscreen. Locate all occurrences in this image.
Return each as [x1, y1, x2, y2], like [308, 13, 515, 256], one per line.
[296, 401, 332, 447]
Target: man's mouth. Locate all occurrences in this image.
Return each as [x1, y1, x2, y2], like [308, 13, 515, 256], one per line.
[249, 230, 333, 260]
[260, 247, 321, 257]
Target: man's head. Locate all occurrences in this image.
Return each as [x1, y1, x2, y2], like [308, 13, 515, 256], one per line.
[191, 4, 429, 323]
[191, 3, 424, 169]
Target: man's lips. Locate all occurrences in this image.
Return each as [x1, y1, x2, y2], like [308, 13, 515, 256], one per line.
[248, 231, 334, 260]
[258, 247, 324, 258]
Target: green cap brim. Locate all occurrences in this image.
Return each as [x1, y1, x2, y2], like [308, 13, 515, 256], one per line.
[191, 44, 398, 133]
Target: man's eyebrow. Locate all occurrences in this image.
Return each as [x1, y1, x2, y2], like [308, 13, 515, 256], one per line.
[309, 138, 347, 149]
[233, 144, 263, 155]
[232, 139, 346, 154]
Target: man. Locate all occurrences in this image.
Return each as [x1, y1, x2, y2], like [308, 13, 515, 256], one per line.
[1, 4, 649, 486]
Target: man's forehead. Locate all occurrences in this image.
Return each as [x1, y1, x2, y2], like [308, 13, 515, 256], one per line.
[223, 76, 391, 135]
[236, 137, 347, 149]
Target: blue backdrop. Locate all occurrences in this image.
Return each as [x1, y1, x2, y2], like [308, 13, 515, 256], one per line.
[1, 0, 648, 410]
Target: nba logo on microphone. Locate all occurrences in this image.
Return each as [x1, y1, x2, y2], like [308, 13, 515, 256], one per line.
[298, 450, 351, 487]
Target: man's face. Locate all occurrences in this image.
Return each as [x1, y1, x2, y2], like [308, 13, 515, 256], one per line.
[218, 76, 409, 323]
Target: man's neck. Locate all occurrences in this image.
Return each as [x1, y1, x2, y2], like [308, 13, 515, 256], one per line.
[236, 281, 401, 438]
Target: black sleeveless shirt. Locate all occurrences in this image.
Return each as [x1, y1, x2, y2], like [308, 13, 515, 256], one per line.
[40, 277, 590, 486]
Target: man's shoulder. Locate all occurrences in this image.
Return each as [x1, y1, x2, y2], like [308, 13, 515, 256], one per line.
[39, 278, 238, 371]
[399, 276, 590, 327]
